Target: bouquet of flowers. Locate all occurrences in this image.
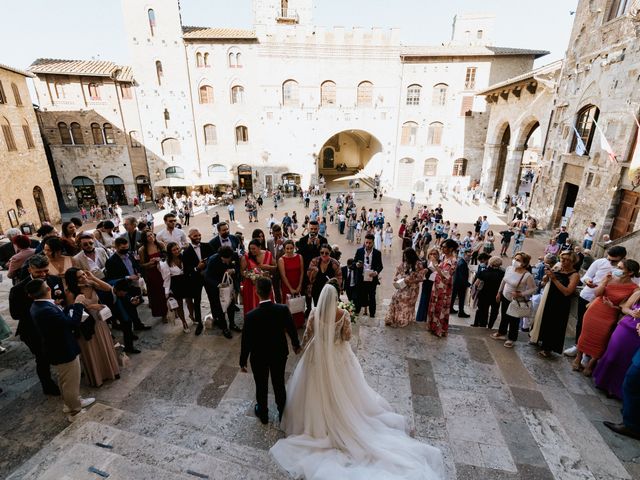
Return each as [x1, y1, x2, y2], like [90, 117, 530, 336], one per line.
[246, 267, 268, 283]
[338, 300, 357, 324]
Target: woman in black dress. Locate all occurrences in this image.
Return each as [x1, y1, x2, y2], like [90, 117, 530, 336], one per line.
[307, 244, 343, 306]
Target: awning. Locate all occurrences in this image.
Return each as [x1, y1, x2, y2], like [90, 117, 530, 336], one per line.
[193, 173, 233, 186]
[153, 177, 193, 188]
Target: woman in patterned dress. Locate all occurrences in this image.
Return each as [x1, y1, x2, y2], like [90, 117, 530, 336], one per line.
[385, 248, 425, 328]
[427, 239, 459, 337]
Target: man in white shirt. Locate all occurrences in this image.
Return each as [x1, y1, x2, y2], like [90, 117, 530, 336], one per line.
[583, 222, 597, 249]
[480, 216, 490, 236]
[72, 234, 109, 279]
[564, 245, 629, 357]
[156, 213, 188, 249]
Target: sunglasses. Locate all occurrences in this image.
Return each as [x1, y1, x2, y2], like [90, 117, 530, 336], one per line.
[320, 251, 330, 256]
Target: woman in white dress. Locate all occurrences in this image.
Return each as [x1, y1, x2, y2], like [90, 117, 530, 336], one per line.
[383, 222, 394, 252]
[270, 281, 444, 480]
[374, 226, 383, 251]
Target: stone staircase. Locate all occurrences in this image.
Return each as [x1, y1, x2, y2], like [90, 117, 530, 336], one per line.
[9, 402, 289, 480]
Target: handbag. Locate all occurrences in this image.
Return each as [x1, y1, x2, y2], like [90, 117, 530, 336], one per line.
[506, 272, 533, 318]
[287, 294, 305, 314]
[219, 271, 235, 311]
[167, 296, 179, 310]
[393, 277, 407, 290]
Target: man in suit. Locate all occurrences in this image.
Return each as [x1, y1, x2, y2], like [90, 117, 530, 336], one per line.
[183, 228, 214, 335]
[9, 254, 65, 395]
[204, 246, 240, 339]
[27, 279, 95, 422]
[209, 221, 240, 254]
[450, 250, 471, 318]
[341, 258, 357, 302]
[112, 279, 142, 354]
[119, 216, 143, 254]
[240, 277, 301, 424]
[354, 233, 383, 317]
[105, 237, 150, 330]
[72, 233, 109, 279]
[296, 220, 327, 316]
[266, 224, 286, 303]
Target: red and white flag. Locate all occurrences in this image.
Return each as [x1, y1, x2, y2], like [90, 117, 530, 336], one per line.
[593, 119, 617, 163]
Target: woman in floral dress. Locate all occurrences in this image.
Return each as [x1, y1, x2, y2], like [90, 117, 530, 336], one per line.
[427, 239, 459, 337]
[385, 248, 425, 328]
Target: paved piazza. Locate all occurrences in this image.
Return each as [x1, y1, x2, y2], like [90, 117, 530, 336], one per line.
[1, 193, 639, 480]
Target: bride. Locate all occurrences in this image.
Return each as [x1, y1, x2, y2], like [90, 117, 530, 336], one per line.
[270, 280, 444, 479]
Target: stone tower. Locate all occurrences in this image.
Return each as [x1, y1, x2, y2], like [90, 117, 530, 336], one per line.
[121, 0, 201, 185]
[253, 0, 314, 26]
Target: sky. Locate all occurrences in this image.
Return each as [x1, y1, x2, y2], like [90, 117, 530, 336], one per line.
[1, 0, 578, 70]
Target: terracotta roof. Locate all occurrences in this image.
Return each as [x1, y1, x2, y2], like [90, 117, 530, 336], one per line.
[400, 45, 549, 59]
[0, 63, 34, 78]
[182, 26, 256, 40]
[28, 59, 134, 82]
[478, 59, 563, 95]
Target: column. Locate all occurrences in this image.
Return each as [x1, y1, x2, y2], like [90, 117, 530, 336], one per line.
[500, 146, 525, 200]
[480, 143, 502, 197]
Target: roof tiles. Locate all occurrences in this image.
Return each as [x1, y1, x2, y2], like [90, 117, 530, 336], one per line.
[182, 26, 256, 40]
[28, 59, 134, 82]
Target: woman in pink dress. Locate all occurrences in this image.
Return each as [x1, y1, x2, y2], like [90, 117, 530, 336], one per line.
[278, 240, 305, 328]
[427, 239, 459, 337]
[240, 239, 276, 315]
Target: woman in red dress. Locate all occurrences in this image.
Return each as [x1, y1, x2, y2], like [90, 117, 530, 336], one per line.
[574, 259, 640, 375]
[240, 239, 276, 315]
[278, 240, 305, 327]
[138, 231, 168, 322]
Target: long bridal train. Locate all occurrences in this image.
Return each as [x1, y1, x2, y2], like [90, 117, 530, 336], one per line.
[270, 283, 444, 480]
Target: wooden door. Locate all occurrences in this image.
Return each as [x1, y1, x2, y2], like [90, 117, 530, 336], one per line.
[611, 190, 640, 240]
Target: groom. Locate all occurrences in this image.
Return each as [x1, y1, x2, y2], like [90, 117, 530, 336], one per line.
[240, 277, 301, 424]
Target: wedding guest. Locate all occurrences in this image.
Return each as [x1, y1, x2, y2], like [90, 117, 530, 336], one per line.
[27, 279, 95, 422]
[58, 221, 80, 256]
[450, 250, 471, 318]
[354, 233, 383, 317]
[278, 240, 305, 328]
[73, 234, 109, 280]
[0, 228, 21, 268]
[94, 220, 116, 250]
[307, 244, 342, 307]
[594, 289, 640, 398]
[160, 242, 192, 333]
[531, 251, 580, 358]
[491, 252, 536, 348]
[241, 239, 276, 315]
[64, 268, 119, 387]
[267, 224, 286, 303]
[209, 221, 240, 253]
[138, 231, 168, 322]
[574, 260, 639, 375]
[416, 248, 439, 323]
[296, 220, 327, 316]
[383, 222, 393, 252]
[385, 248, 425, 328]
[120, 216, 143, 254]
[427, 239, 458, 337]
[472, 256, 505, 329]
[543, 238, 560, 256]
[44, 237, 73, 282]
[252, 228, 267, 250]
[156, 213, 188, 249]
[183, 228, 214, 336]
[111, 279, 142, 354]
[205, 246, 241, 339]
[7, 234, 35, 282]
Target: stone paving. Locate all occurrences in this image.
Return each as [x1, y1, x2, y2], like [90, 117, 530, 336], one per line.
[0, 192, 638, 479]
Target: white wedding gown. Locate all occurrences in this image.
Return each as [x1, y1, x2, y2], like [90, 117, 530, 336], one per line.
[270, 285, 444, 480]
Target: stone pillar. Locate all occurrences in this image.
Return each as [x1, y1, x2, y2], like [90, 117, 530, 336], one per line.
[480, 143, 502, 197]
[500, 146, 525, 200]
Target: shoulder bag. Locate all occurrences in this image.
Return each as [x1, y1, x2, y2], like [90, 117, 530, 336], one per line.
[506, 271, 533, 318]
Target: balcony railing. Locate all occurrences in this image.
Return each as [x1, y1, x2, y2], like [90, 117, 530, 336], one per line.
[276, 8, 299, 23]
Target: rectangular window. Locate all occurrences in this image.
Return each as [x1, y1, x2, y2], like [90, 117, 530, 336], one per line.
[607, 0, 630, 21]
[460, 96, 474, 116]
[465, 67, 477, 90]
[129, 131, 141, 148]
[88, 83, 101, 101]
[120, 84, 133, 100]
[23, 125, 35, 149]
[2, 124, 17, 151]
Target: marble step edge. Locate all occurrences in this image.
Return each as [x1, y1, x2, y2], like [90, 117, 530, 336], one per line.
[23, 442, 194, 480]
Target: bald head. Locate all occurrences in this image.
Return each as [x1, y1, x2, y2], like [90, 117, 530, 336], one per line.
[188, 228, 202, 245]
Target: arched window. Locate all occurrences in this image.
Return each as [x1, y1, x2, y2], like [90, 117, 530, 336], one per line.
[103, 123, 115, 144]
[204, 52, 210, 67]
[129, 130, 141, 148]
[357, 81, 373, 107]
[236, 53, 242, 67]
[165, 166, 184, 179]
[228, 52, 236, 68]
[571, 104, 600, 155]
[104, 175, 124, 185]
[423, 158, 438, 176]
[148, 9, 156, 36]
[11, 83, 22, 106]
[427, 122, 444, 146]
[607, 0, 631, 21]
[58, 122, 72, 145]
[88, 83, 100, 101]
[70, 122, 84, 145]
[321, 81, 336, 106]
[2, 117, 16, 151]
[199, 85, 213, 104]
[208, 164, 226, 175]
[452, 158, 467, 176]
[231, 85, 245, 104]
[400, 121, 418, 146]
[196, 52, 204, 68]
[91, 122, 104, 144]
[155, 60, 163, 86]
[228, 49, 242, 68]
[235, 125, 249, 144]
[282, 80, 299, 106]
[203, 124, 217, 145]
[22, 122, 35, 149]
[406, 84, 421, 106]
[161, 138, 181, 156]
[432, 83, 448, 107]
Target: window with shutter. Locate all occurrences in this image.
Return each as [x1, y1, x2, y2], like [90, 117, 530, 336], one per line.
[11, 83, 22, 106]
[427, 122, 443, 145]
[23, 124, 35, 149]
[70, 122, 84, 145]
[91, 123, 104, 144]
[460, 96, 474, 116]
[204, 124, 217, 145]
[357, 81, 373, 107]
[401, 122, 418, 146]
[58, 122, 72, 145]
[2, 121, 17, 151]
[0, 81, 6, 104]
[321, 81, 336, 106]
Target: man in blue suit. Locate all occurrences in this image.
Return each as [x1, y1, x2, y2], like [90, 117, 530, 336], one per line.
[27, 279, 95, 422]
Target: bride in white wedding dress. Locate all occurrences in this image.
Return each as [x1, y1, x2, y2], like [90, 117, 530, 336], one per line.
[270, 280, 444, 480]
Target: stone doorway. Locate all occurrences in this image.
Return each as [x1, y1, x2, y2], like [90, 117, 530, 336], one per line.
[553, 182, 579, 228]
[32, 186, 49, 225]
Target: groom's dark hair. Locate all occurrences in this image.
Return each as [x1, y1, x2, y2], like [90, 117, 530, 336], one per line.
[256, 277, 273, 299]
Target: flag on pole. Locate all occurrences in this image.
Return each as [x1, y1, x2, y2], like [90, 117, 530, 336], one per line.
[572, 126, 586, 156]
[593, 119, 617, 163]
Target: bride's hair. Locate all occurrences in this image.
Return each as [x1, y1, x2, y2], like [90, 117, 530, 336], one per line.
[326, 278, 340, 295]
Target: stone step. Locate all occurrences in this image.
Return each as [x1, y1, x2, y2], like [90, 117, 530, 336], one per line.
[27, 442, 192, 480]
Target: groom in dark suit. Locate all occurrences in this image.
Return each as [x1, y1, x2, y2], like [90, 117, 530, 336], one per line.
[240, 277, 301, 424]
[353, 233, 383, 317]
